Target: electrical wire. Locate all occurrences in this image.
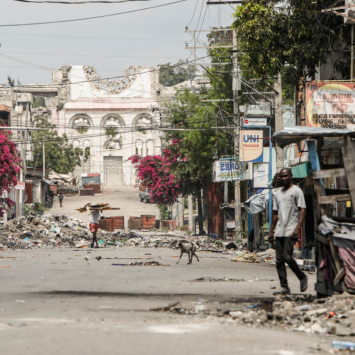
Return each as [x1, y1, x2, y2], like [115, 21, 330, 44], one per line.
[186, 0, 199, 28]
[1, 50, 184, 59]
[14, 0, 155, 3]
[0, 0, 187, 27]
[0, 32, 183, 42]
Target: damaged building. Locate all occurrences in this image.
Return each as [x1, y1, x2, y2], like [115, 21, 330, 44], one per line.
[0, 64, 170, 187]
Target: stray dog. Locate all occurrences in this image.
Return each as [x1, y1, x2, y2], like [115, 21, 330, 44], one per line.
[176, 241, 199, 264]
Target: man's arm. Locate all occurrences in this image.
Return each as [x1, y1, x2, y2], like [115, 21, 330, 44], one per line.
[292, 207, 306, 240]
[269, 210, 279, 242]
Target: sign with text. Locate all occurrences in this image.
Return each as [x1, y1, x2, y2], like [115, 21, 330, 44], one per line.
[253, 163, 269, 188]
[239, 130, 263, 162]
[306, 82, 355, 129]
[11, 182, 25, 190]
[243, 118, 267, 127]
[212, 159, 240, 182]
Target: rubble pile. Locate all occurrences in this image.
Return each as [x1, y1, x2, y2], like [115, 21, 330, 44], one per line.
[161, 293, 355, 337]
[0, 214, 115, 249]
[0, 214, 251, 252]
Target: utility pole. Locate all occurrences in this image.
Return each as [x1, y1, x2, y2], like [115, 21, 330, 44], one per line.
[24, 103, 29, 174]
[274, 73, 284, 172]
[233, 29, 242, 237]
[43, 136, 45, 178]
[193, 30, 196, 65]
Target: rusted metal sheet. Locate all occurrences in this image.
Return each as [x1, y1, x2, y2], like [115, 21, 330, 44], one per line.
[50, 185, 58, 195]
[99, 218, 114, 232]
[79, 188, 94, 196]
[111, 216, 124, 230]
[85, 183, 102, 194]
[155, 219, 160, 229]
[141, 215, 156, 229]
[128, 216, 141, 229]
[207, 182, 224, 239]
[25, 182, 33, 204]
[161, 220, 176, 231]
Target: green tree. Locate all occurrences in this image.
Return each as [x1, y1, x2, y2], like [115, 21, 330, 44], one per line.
[232, 0, 350, 89]
[33, 96, 46, 108]
[165, 89, 233, 232]
[159, 59, 198, 86]
[29, 122, 83, 174]
[7, 76, 15, 88]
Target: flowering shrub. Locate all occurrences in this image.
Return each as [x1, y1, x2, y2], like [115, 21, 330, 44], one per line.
[129, 143, 184, 205]
[0, 129, 22, 217]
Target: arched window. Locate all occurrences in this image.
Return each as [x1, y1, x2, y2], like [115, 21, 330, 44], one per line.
[72, 117, 91, 134]
[146, 140, 154, 156]
[135, 140, 143, 156]
[72, 140, 80, 148]
[133, 113, 155, 135]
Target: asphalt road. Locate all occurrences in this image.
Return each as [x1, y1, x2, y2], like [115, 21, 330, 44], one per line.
[0, 188, 343, 354]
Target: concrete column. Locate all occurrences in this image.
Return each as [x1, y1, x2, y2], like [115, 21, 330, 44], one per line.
[188, 195, 193, 231]
[224, 181, 228, 203]
[179, 196, 184, 227]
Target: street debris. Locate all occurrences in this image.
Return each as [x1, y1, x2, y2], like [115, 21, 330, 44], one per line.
[192, 277, 275, 282]
[0, 214, 314, 270]
[151, 292, 355, 337]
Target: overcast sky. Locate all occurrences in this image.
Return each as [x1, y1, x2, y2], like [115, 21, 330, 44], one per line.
[0, 0, 235, 85]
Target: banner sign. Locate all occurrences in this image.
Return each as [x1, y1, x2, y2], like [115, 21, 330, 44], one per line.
[212, 159, 240, 182]
[239, 130, 263, 162]
[10, 182, 25, 190]
[253, 163, 269, 188]
[306, 82, 355, 129]
[242, 117, 267, 127]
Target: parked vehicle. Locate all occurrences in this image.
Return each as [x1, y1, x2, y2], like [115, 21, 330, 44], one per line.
[139, 186, 151, 203]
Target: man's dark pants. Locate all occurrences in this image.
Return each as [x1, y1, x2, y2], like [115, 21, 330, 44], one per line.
[276, 237, 306, 288]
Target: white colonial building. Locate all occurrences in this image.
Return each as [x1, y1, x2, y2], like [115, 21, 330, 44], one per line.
[50, 65, 164, 186]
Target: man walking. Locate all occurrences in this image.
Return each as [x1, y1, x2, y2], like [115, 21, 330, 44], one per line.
[87, 207, 105, 248]
[58, 193, 64, 208]
[269, 168, 308, 294]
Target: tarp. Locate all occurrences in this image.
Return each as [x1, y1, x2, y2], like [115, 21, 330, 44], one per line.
[244, 189, 277, 214]
[48, 169, 72, 183]
[290, 162, 311, 178]
[273, 126, 355, 149]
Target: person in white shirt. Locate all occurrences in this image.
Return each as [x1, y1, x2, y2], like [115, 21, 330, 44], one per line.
[269, 168, 307, 295]
[88, 209, 105, 248]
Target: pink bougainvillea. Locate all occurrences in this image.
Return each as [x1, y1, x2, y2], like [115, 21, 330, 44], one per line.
[129, 143, 184, 205]
[0, 129, 22, 217]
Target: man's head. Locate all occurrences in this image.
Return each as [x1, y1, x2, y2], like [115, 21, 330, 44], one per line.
[279, 168, 293, 188]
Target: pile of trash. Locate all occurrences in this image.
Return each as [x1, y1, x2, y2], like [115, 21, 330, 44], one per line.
[0, 214, 114, 250]
[159, 293, 355, 337]
[0, 214, 213, 251]
[231, 248, 276, 264]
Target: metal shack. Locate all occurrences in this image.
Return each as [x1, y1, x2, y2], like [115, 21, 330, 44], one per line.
[81, 173, 100, 187]
[273, 126, 355, 296]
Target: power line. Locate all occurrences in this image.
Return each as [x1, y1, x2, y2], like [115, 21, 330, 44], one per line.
[14, 0, 155, 3]
[0, 32, 183, 42]
[1, 52, 210, 86]
[186, 0, 200, 28]
[0, 50, 183, 59]
[0, 0, 187, 27]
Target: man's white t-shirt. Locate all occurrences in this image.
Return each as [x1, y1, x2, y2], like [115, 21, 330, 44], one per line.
[90, 211, 102, 225]
[273, 185, 306, 237]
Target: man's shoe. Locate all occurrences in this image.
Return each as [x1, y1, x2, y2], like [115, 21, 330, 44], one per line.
[273, 287, 290, 295]
[300, 275, 308, 292]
